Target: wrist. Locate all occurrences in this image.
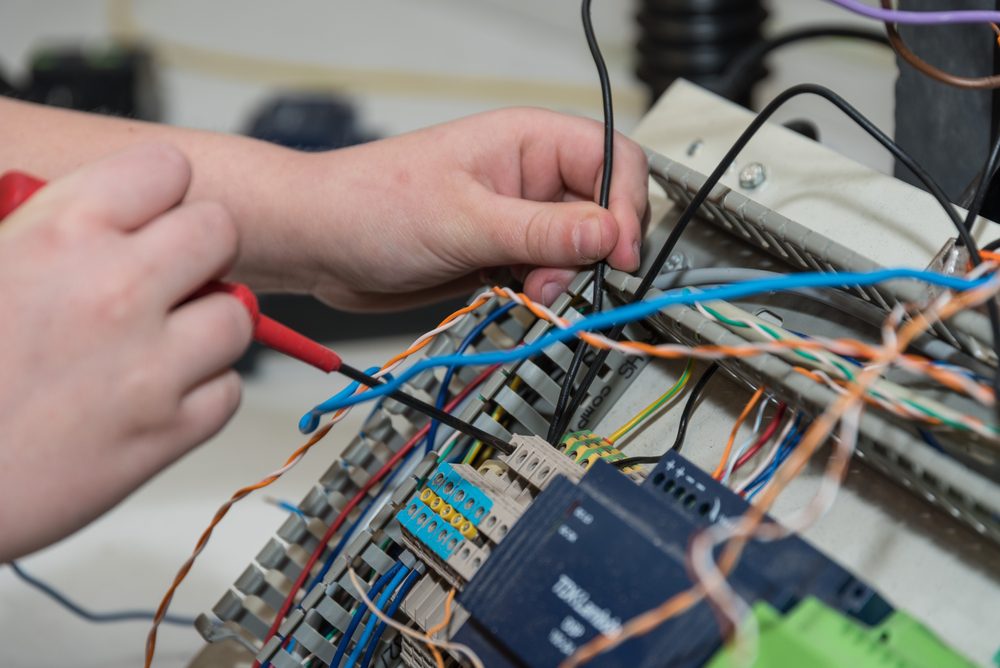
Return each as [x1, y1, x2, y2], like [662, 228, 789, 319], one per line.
[224, 143, 358, 295]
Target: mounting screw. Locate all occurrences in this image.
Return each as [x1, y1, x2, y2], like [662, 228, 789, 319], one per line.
[738, 162, 767, 190]
[663, 251, 687, 272]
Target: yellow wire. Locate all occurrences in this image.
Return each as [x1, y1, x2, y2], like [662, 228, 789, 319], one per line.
[606, 360, 694, 444]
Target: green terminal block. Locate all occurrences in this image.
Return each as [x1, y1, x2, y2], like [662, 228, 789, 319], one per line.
[705, 597, 977, 668]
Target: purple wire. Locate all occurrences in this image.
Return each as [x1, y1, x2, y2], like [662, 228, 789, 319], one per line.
[826, 0, 1000, 25]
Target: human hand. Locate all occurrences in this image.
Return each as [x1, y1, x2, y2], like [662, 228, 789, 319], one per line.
[0, 144, 252, 560]
[288, 108, 648, 311]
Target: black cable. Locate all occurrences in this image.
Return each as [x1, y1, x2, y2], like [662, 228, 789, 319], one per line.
[614, 363, 719, 468]
[984, 238, 1000, 252]
[337, 364, 512, 454]
[547, 0, 615, 444]
[713, 25, 889, 101]
[559, 82, 1000, 432]
[8, 562, 195, 626]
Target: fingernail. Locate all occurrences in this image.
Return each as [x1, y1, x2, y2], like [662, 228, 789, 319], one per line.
[631, 240, 642, 270]
[573, 217, 604, 262]
[541, 282, 563, 305]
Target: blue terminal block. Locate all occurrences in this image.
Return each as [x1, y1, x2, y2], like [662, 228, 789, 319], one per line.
[424, 463, 493, 527]
[397, 496, 465, 561]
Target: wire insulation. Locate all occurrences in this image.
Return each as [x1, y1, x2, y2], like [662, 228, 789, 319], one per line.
[8, 562, 195, 627]
[827, 0, 1000, 25]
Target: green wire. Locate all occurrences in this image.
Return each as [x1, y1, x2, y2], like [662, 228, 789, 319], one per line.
[608, 359, 693, 443]
[700, 304, 856, 380]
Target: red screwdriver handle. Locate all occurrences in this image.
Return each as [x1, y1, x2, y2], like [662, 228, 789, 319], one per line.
[0, 170, 341, 374]
[0, 171, 46, 221]
[204, 281, 341, 373]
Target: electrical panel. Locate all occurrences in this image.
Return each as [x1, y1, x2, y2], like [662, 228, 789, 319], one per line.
[192, 83, 997, 668]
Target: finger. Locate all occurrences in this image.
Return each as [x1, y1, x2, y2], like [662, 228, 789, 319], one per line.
[561, 189, 644, 270]
[161, 370, 243, 466]
[164, 292, 253, 391]
[20, 143, 191, 232]
[323, 273, 486, 313]
[518, 112, 648, 220]
[472, 196, 624, 269]
[517, 112, 647, 271]
[524, 267, 580, 306]
[131, 201, 240, 307]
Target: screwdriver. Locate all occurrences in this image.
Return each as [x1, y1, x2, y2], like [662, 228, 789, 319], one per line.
[0, 171, 510, 454]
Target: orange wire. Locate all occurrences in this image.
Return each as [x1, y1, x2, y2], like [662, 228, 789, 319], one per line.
[498, 286, 993, 405]
[425, 588, 456, 668]
[981, 250, 1000, 264]
[144, 421, 335, 666]
[145, 295, 497, 668]
[711, 387, 765, 480]
[562, 282, 997, 667]
[790, 367, 943, 424]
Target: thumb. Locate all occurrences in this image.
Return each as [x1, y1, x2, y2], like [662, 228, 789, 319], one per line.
[474, 196, 623, 269]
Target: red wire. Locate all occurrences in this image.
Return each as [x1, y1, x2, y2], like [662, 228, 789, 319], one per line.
[254, 363, 502, 666]
[732, 404, 787, 472]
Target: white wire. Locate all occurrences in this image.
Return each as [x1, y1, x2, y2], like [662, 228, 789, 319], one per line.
[347, 568, 485, 668]
[721, 398, 771, 485]
[733, 414, 794, 495]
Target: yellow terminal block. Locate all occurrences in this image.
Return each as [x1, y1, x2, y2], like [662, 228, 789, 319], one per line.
[459, 520, 478, 540]
[416, 487, 478, 539]
[561, 430, 637, 473]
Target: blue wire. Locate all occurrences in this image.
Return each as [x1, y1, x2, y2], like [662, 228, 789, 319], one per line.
[330, 562, 403, 668]
[307, 445, 416, 592]
[425, 302, 516, 452]
[745, 416, 805, 500]
[345, 564, 410, 667]
[299, 268, 989, 426]
[359, 567, 422, 668]
[281, 393, 410, 664]
[918, 428, 947, 454]
[7, 562, 195, 626]
[745, 425, 799, 498]
[298, 366, 383, 433]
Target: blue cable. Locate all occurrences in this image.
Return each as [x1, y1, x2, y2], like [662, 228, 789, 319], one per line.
[359, 567, 422, 668]
[7, 562, 195, 626]
[425, 302, 516, 452]
[330, 562, 403, 668]
[299, 268, 990, 427]
[345, 564, 410, 667]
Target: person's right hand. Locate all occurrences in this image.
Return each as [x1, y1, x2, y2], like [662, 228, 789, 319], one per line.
[0, 144, 253, 560]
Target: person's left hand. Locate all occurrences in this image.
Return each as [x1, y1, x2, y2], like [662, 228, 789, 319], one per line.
[267, 108, 648, 311]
